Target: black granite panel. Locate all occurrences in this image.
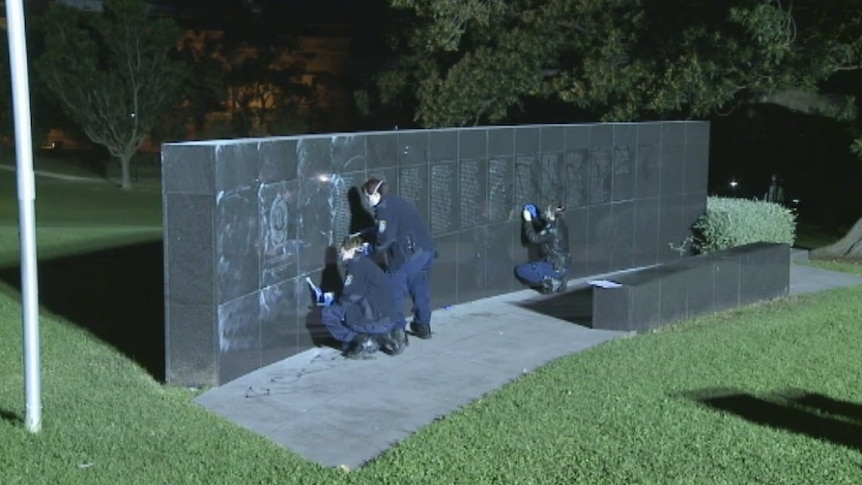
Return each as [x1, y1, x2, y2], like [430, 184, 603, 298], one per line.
[459, 128, 487, 160]
[662, 122, 687, 145]
[514, 154, 539, 207]
[711, 252, 741, 311]
[260, 277, 301, 367]
[399, 164, 430, 224]
[633, 196, 660, 268]
[630, 279, 661, 330]
[659, 267, 688, 324]
[684, 143, 710, 195]
[609, 201, 635, 272]
[487, 156, 515, 224]
[429, 161, 459, 236]
[566, 207, 589, 278]
[163, 144, 215, 194]
[737, 243, 790, 305]
[430, 233, 458, 310]
[259, 138, 297, 184]
[332, 171, 367, 243]
[296, 176, 338, 275]
[296, 136, 333, 178]
[638, 122, 662, 146]
[456, 229, 487, 303]
[564, 150, 590, 209]
[612, 146, 635, 202]
[429, 129, 459, 162]
[614, 124, 637, 147]
[635, 143, 661, 199]
[215, 142, 261, 192]
[586, 204, 612, 275]
[372, 166, 399, 197]
[397, 130, 429, 166]
[485, 222, 517, 295]
[683, 259, 715, 317]
[459, 158, 489, 230]
[658, 194, 685, 263]
[366, 132, 398, 170]
[514, 126, 540, 155]
[541, 125, 565, 152]
[682, 192, 707, 242]
[166, 302, 215, 386]
[215, 186, 260, 304]
[298, 268, 335, 349]
[332, 133, 367, 173]
[218, 291, 261, 384]
[592, 286, 631, 331]
[589, 147, 613, 205]
[564, 124, 590, 150]
[660, 143, 684, 197]
[165, 193, 213, 305]
[539, 152, 566, 204]
[488, 127, 515, 157]
[259, 180, 300, 287]
[591, 124, 614, 148]
[686, 121, 710, 145]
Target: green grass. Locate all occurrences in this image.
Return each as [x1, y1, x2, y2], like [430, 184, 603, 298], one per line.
[1, 167, 861, 483]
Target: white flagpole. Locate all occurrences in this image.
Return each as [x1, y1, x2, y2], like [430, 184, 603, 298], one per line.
[6, 0, 42, 432]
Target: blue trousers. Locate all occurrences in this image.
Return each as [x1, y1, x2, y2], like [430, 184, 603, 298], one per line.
[514, 261, 567, 287]
[391, 249, 435, 326]
[320, 303, 395, 347]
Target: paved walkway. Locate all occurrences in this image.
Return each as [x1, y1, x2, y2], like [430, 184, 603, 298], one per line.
[194, 254, 862, 469]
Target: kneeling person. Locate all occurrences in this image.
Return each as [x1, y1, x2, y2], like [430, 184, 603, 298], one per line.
[321, 235, 409, 359]
[514, 202, 571, 294]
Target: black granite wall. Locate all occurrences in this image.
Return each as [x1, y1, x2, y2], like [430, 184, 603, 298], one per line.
[162, 122, 710, 386]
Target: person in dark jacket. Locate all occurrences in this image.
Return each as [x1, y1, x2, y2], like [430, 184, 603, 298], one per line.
[514, 202, 571, 294]
[362, 177, 437, 340]
[320, 235, 406, 359]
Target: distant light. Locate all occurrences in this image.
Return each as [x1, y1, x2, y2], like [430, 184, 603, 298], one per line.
[317, 174, 330, 182]
[792, 198, 800, 205]
[729, 180, 739, 188]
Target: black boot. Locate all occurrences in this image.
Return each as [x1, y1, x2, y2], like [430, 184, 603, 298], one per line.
[379, 327, 408, 356]
[409, 321, 432, 340]
[343, 334, 378, 359]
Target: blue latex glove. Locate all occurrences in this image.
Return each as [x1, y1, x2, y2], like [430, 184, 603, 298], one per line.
[321, 292, 334, 307]
[361, 242, 374, 256]
[524, 203, 539, 219]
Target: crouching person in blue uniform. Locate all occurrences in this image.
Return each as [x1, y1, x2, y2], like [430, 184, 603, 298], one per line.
[362, 177, 436, 340]
[514, 202, 571, 294]
[320, 235, 407, 359]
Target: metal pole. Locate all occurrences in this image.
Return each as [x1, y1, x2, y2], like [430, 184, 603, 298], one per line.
[6, 0, 41, 433]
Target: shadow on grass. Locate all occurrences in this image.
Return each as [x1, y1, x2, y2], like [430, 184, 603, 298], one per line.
[0, 408, 21, 424]
[511, 285, 594, 328]
[681, 388, 862, 452]
[0, 240, 165, 382]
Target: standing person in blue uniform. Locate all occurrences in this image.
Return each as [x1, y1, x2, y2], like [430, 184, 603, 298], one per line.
[362, 177, 436, 340]
[514, 202, 571, 294]
[320, 235, 406, 359]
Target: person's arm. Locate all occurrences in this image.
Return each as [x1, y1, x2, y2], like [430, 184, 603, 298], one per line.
[523, 220, 555, 244]
[374, 204, 399, 252]
[340, 262, 369, 303]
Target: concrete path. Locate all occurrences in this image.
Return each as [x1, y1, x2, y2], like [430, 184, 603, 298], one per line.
[194, 254, 862, 469]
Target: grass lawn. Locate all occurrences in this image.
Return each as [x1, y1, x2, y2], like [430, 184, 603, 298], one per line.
[1, 170, 861, 484]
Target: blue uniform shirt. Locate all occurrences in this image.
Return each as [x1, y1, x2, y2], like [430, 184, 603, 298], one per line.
[340, 254, 398, 324]
[373, 194, 435, 271]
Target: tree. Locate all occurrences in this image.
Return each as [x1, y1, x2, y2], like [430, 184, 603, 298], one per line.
[186, 0, 318, 138]
[34, 0, 187, 189]
[368, 0, 862, 257]
[367, 0, 861, 128]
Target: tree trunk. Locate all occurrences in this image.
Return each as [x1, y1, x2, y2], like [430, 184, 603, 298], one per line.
[119, 155, 133, 190]
[810, 215, 862, 259]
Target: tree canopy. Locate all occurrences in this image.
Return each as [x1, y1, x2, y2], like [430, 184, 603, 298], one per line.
[34, 0, 188, 189]
[365, 0, 862, 129]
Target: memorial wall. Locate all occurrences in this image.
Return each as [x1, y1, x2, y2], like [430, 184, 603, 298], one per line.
[162, 122, 710, 386]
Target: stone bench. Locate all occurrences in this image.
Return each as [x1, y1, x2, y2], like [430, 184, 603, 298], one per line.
[591, 242, 791, 332]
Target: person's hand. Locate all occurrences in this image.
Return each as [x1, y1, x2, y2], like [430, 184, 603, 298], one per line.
[361, 242, 374, 256]
[522, 208, 532, 221]
[322, 292, 334, 306]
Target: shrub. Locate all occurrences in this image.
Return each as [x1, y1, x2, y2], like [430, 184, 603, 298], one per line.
[692, 196, 796, 253]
